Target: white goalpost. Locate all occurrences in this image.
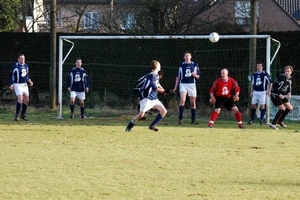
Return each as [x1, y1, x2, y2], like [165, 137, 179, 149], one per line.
[57, 35, 280, 122]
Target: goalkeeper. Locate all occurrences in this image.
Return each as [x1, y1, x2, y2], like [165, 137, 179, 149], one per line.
[207, 69, 245, 129]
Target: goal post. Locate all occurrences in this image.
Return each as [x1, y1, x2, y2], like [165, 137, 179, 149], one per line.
[57, 35, 280, 122]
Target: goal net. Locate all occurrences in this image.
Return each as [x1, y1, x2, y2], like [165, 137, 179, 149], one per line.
[58, 35, 280, 121]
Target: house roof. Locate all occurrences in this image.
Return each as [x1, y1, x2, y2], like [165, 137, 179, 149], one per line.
[276, 0, 300, 19]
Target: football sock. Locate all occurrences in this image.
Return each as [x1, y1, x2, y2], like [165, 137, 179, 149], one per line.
[272, 109, 284, 124]
[235, 112, 242, 124]
[251, 108, 256, 120]
[150, 113, 163, 126]
[278, 109, 291, 122]
[209, 111, 219, 122]
[260, 109, 266, 121]
[126, 121, 135, 130]
[80, 106, 84, 116]
[70, 104, 74, 113]
[179, 106, 184, 120]
[21, 104, 28, 115]
[16, 102, 21, 115]
[191, 108, 196, 122]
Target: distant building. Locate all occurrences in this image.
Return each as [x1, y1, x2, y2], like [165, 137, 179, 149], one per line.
[20, 0, 300, 33]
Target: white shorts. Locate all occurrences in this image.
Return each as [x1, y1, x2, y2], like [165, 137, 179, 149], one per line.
[251, 91, 267, 105]
[179, 83, 197, 97]
[139, 98, 164, 112]
[13, 83, 29, 96]
[70, 91, 85, 100]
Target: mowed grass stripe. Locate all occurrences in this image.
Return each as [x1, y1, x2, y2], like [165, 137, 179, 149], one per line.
[0, 120, 299, 199]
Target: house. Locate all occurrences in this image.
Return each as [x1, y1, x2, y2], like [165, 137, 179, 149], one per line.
[23, 0, 300, 33]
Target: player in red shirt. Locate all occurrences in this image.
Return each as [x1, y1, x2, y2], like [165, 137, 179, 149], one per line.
[208, 69, 245, 129]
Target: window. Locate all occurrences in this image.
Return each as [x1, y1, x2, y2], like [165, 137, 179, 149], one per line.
[121, 13, 136, 30]
[235, 1, 250, 25]
[84, 12, 100, 29]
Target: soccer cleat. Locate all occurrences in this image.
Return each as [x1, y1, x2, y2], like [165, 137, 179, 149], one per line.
[247, 120, 254, 124]
[14, 115, 20, 121]
[268, 123, 279, 130]
[178, 120, 182, 125]
[259, 120, 263, 125]
[20, 115, 28, 121]
[239, 125, 245, 129]
[149, 125, 159, 131]
[125, 128, 131, 132]
[277, 121, 287, 128]
[70, 113, 75, 119]
[191, 121, 199, 125]
[207, 123, 213, 128]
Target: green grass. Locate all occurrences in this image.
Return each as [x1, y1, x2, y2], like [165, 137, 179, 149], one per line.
[0, 110, 300, 199]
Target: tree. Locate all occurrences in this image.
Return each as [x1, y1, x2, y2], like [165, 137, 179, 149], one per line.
[0, 0, 21, 32]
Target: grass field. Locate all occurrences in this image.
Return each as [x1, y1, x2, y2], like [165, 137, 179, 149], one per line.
[0, 108, 300, 199]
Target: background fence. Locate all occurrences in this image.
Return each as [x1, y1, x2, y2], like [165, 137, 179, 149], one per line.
[0, 32, 299, 114]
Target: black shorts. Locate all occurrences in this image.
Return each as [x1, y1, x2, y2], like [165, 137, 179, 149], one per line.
[271, 94, 289, 106]
[215, 96, 237, 111]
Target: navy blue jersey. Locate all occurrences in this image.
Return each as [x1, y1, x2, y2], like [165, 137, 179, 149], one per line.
[176, 61, 200, 84]
[10, 62, 30, 85]
[141, 72, 159, 100]
[251, 71, 272, 91]
[67, 67, 90, 92]
[271, 74, 292, 96]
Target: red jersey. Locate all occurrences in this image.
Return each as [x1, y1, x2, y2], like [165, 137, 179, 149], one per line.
[210, 77, 240, 98]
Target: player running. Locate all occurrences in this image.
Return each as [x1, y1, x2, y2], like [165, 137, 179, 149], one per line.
[207, 69, 245, 129]
[125, 60, 167, 132]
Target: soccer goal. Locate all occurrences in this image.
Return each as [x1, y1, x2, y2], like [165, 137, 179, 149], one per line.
[58, 35, 281, 122]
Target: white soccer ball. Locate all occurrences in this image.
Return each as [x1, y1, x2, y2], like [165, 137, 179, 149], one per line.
[209, 32, 219, 43]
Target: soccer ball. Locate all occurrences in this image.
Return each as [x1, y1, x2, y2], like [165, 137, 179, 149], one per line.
[209, 32, 219, 43]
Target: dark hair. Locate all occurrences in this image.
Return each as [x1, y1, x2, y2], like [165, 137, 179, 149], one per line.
[17, 53, 25, 59]
[184, 51, 192, 57]
[158, 70, 164, 76]
[256, 61, 264, 66]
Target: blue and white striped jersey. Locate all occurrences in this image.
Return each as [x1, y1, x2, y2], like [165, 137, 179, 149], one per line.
[176, 61, 200, 84]
[10, 62, 30, 85]
[67, 67, 90, 92]
[140, 72, 159, 100]
[251, 71, 272, 91]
